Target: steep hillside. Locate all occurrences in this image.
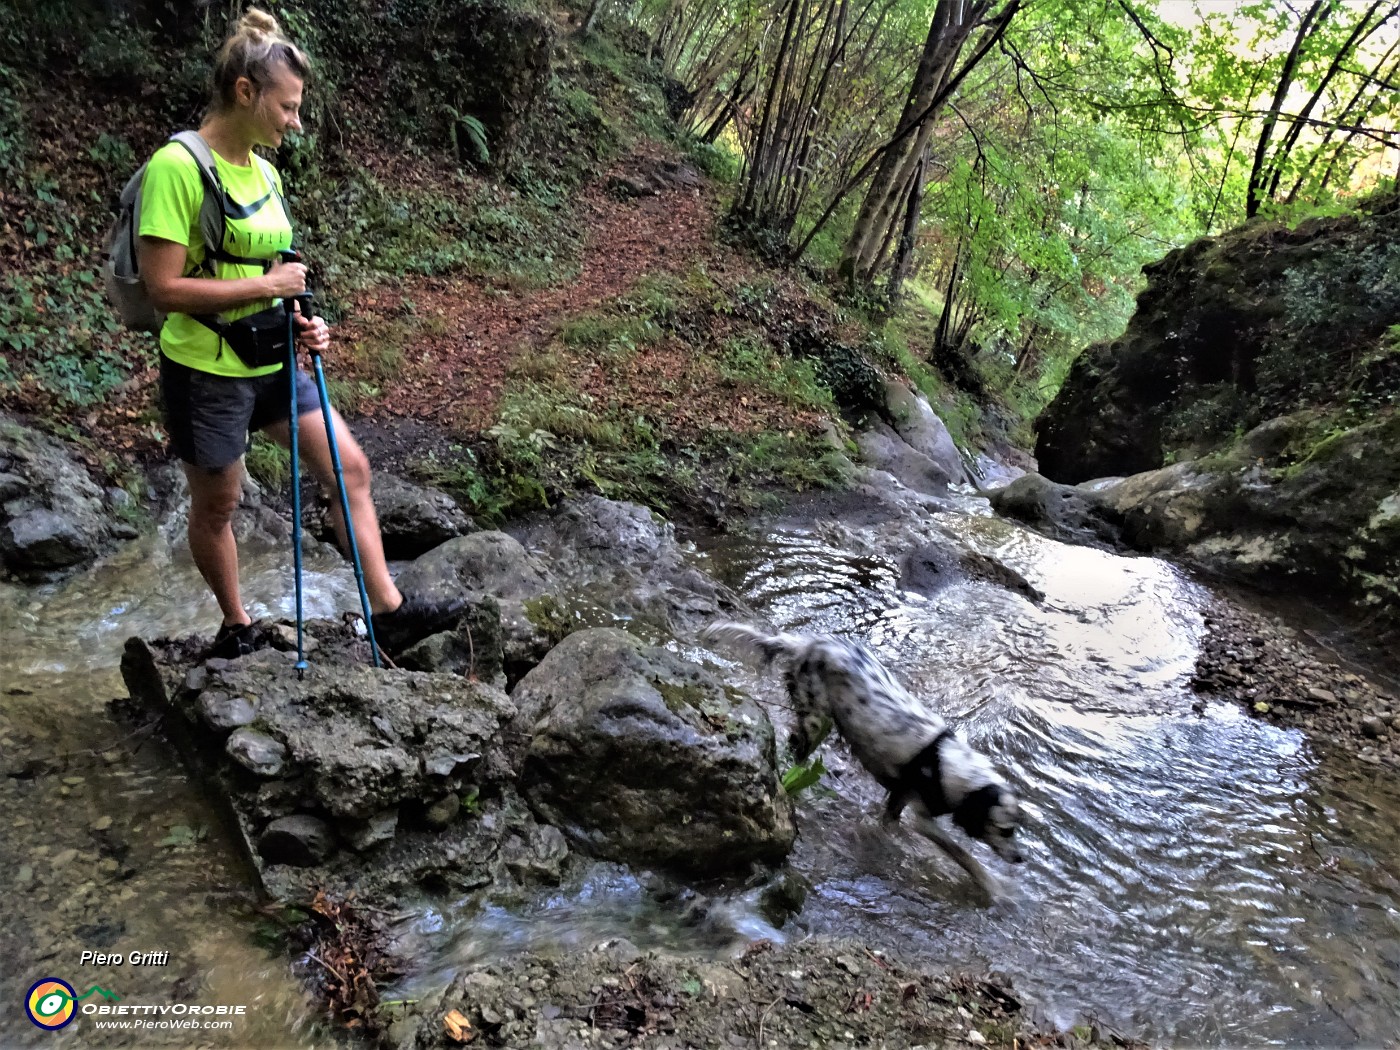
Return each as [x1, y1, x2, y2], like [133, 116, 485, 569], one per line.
[0, 0, 992, 527]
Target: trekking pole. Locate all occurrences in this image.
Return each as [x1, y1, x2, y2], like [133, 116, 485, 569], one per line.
[279, 250, 308, 678]
[294, 292, 383, 669]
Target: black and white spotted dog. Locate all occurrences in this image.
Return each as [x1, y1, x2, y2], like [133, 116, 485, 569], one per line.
[702, 622, 1024, 895]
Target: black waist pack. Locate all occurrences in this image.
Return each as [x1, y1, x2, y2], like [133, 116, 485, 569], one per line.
[211, 304, 291, 370]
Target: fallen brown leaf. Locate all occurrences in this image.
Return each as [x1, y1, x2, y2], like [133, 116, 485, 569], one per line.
[443, 1008, 475, 1043]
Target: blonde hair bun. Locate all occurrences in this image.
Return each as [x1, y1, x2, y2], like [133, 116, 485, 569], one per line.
[209, 5, 310, 111]
[237, 8, 282, 38]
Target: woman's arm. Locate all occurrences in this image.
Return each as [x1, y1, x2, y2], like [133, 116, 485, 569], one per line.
[139, 236, 308, 316]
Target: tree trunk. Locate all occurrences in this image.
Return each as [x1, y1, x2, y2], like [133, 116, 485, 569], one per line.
[831, 0, 1019, 287]
[1245, 0, 1332, 218]
[581, 0, 609, 35]
[886, 144, 931, 306]
[738, 0, 802, 218]
[839, 0, 961, 285]
[1264, 0, 1394, 203]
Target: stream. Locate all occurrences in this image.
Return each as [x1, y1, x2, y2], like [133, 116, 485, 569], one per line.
[3, 495, 1399, 1048]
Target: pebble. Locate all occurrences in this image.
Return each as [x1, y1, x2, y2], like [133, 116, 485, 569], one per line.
[51, 848, 78, 868]
[92, 815, 113, 831]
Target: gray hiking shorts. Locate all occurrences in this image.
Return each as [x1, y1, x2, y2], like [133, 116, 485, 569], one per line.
[160, 354, 320, 471]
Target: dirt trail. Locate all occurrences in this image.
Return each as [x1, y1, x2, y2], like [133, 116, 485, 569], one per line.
[338, 160, 726, 432]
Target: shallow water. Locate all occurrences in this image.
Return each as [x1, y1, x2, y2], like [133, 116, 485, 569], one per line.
[4, 503, 1399, 1048]
[0, 534, 357, 1049]
[686, 507, 1400, 1048]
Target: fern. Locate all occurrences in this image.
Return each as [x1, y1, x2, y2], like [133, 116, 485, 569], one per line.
[443, 103, 490, 165]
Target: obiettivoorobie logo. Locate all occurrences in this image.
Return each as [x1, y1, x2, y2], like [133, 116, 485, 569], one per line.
[25, 978, 120, 1030]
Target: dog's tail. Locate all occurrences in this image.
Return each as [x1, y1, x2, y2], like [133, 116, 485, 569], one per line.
[700, 621, 806, 671]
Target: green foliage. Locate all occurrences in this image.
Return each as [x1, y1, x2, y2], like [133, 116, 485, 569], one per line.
[411, 444, 514, 527]
[292, 166, 576, 294]
[245, 435, 291, 492]
[460, 786, 482, 816]
[785, 329, 885, 418]
[0, 264, 144, 409]
[781, 755, 827, 795]
[444, 107, 491, 166]
[157, 824, 207, 849]
[719, 334, 833, 412]
[1161, 383, 1251, 455]
[1265, 239, 1400, 408]
[685, 137, 741, 184]
[1281, 241, 1400, 333]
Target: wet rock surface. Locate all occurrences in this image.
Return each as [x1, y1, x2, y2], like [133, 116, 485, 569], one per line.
[986, 472, 1122, 547]
[396, 529, 558, 682]
[1032, 196, 1400, 625]
[883, 378, 973, 488]
[311, 470, 476, 560]
[898, 541, 1045, 604]
[512, 496, 749, 643]
[118, 621, 551, 904]
[1192, 598, 1400, 771]
[516, 628, 796, 874]
[385, 938, 1145, 1050]
[0, 413, 135, 579]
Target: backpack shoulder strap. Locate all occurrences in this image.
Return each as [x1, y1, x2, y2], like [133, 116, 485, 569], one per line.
[169, 131, 227, 264]
[252, 153, 294, 230]
[169, 131, 270, 271]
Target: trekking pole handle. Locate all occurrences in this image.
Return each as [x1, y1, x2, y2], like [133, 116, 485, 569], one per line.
[291, 293, 319, 358]
[275, 249, 307, 306]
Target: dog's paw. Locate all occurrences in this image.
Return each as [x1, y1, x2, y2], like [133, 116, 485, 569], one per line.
[980, 875, 1019, 907]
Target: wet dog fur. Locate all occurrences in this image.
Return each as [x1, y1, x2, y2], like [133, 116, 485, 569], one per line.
[702, 622, 1024, 895]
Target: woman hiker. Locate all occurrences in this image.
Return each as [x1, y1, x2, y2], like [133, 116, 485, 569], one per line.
[138, 7, 462, 658]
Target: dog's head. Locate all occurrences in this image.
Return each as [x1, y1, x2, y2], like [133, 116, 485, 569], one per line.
[951, 783, 1024, 864]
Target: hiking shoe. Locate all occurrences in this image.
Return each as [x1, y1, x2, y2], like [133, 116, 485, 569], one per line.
[370, 593, 469, 655]
[208, 621, 255, 660]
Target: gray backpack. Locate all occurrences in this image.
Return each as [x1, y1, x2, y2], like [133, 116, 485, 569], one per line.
[103, 131, 288, 333]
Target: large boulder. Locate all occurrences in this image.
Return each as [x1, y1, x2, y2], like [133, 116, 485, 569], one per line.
[1037, 195, 1400, 483]
[882, 380, 972, 487]
[119, 624, 538, 902]
[513, 497, 748, 641]
[0, 414, 136, 579]
[1096, 411, 1400, 613]
[515, 629, 795, 875]
[394, 531, 556, 679]
[315, 472, 474, 560]
[855, 423, 965, 496]
[986, 472, 1122, 546]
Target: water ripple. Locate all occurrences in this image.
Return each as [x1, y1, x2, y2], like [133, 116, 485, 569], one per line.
[696, 514, 1400, 1047]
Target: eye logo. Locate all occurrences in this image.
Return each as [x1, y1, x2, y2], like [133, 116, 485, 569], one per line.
[26, 979, 77, 1030]
[24, 979, 120, 1030]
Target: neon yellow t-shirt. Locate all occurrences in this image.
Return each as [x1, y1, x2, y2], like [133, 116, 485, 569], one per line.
[139, 140, 293, 377]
